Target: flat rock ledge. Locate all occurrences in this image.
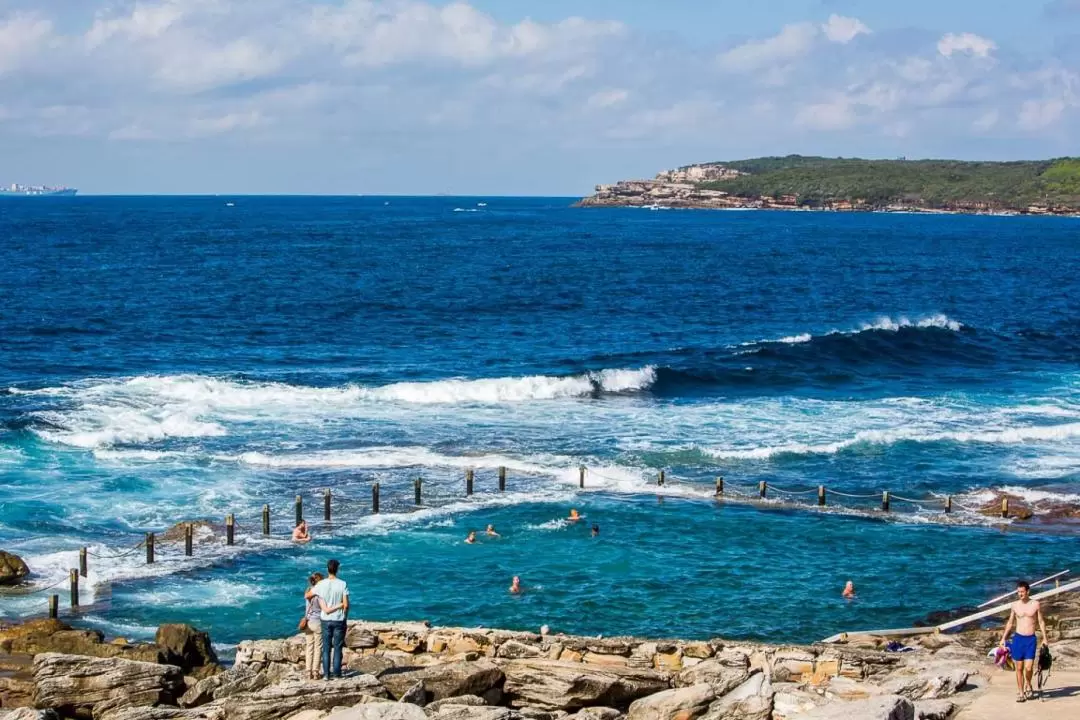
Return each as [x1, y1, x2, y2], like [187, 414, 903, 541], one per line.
[1, 617, 1056, 720]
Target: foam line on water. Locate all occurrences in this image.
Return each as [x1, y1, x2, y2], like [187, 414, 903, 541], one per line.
[750, 314, 965, 346]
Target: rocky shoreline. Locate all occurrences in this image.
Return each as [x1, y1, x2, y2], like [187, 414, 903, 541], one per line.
[3, 590, 1080, 720]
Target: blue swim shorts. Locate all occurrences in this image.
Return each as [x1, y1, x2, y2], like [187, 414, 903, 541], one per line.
[1011, 633, 1038, 662]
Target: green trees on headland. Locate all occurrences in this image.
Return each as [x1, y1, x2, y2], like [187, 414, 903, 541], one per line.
[697, 156, 1080, 210]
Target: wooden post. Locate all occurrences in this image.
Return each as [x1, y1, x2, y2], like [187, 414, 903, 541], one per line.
[146, 532, 155, 564]
[414, 477, 422, 505]
[295, 495, 303, 526]
[579, 466, 585, 489]
[262, 505, 270, 536]
[499, 466, 507, 492]
[945, 496, 952, 514]
[818, 486, 826, 507]
[882, 491, 891, 512]
[715, 477, 724, 496]
[79, 547, 88, 578]
[372, 483, 380, 514]
[1001, 498, 1009, 519]
[466, 469, 474, 496]
[658, 470, 665, 487]
[69, 569, 79, 609]
[226, 514, 235, 546]
[185, 523, 193, 556]
[324, 489, 332, 522]
[759, 481, 767, 499]
[49, 594, 58, 619]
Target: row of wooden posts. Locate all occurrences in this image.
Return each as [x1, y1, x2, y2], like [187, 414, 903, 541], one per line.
[45, 466, 1001, 617]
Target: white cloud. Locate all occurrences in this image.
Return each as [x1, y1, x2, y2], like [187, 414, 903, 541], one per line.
[1018, 98, 1066, 130]
[937, 32, 997, 58]
[822, 15, 870, 44]
[587, 88, 630, 110]
[718, 22, 819, 71]
[973, 109, 999, 131]
[0, 12, 53, 74]
[795, 96, 856, 130]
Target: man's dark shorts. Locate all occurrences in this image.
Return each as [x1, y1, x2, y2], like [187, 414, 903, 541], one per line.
[1011, 633, 1038, 662]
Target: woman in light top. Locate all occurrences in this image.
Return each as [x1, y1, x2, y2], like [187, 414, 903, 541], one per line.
[303, 572, 323, 679]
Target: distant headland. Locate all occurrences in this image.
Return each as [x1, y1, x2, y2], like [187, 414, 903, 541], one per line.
[576, 155, 1080, 216]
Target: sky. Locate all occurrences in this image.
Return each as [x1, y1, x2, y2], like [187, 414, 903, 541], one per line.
[0, 0, 1078, 194]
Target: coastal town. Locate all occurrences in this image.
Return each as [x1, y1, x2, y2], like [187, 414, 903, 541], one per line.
[576, 163, 1080, 216]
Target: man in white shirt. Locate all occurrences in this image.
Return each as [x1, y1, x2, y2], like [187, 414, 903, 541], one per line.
[307, 558, 349, 679]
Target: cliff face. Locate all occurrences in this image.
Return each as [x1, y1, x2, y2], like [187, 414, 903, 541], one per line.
[576, 163, 795, 210]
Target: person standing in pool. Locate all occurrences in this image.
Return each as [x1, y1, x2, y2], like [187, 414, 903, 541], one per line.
[509, 576, 522, 594]
[999, 580, 1048, 702]
[308, 559, 349, 680]
[292, 521, 311, 543]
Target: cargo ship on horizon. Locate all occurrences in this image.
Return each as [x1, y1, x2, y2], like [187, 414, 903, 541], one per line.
[0, 183, 77, 197]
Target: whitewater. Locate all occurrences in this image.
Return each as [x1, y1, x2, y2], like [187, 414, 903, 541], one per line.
[2, 198, 1078, 644]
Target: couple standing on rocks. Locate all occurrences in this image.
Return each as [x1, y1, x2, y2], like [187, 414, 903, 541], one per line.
[301, 558, 350, 681]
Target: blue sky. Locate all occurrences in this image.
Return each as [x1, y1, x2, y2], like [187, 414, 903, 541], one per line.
[1, 0, 1078, 194]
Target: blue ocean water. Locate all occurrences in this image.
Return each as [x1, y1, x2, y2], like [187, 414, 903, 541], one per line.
[1, 197, 1079, 648]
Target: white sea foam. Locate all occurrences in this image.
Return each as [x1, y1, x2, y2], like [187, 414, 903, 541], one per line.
[706, 422, 1080, 460]
[233, 447, 561, 476]
[757, 314, 964, 347]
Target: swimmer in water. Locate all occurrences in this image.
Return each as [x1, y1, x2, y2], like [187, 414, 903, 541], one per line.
[843, 580, 856, 599]
[591, 523, 599, 537]
[465, 531, 477, 544]
[568, 508, 581, 522]
[292, 521, 311, 544]
[486, 524, 500, 537]
[509, 576, 522, 594]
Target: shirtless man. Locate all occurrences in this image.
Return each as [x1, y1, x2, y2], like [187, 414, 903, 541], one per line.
[999, 580, 1048, 702]
[292, 521, 311, 543]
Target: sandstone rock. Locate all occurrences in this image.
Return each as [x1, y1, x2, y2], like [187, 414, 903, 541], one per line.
[400, 682, 427, 707]
[881, 667, 969, 700]
[347, 626, 379, 650]
[790, 694, 913, 720]
[95, 708, 225, 720]
[179, 665, 270, 707]
[160, 521, 217, 544]
[913, 700, 954, 720]
[681, 643, 714, 660]
[155, 625, 220, 674]
[424, 696, 488, 713]
[234, 637, 306, 669]
[429, 708, 511, 720]
[699, 672, 772, 720]
[323, 704, 428, 720]
[771, 683, 827, 719]
[380, 661, 504, 702]
[771, 650, 816, 683]
[583, 654, 630, 669]
[821, 676, 882, 701]
[566, 709, 620, 720]
[32, 653, 185, 717]
[500, 659, 670, 711]
[0, 551, 30, 586]
[217, 676, 388, 720]
[0, 673, 34, 708]
[0, 620, 158, 663]
[496, 641, 545, 660]
[0, 709, 60, 720]
[350, 656, 397, 677]
[675, 652, 749, 696]
[626, 683, 714, 720]
[285, 712, 327, 720]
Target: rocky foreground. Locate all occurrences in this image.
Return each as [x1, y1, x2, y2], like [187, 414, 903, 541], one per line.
[2, 592, 1080, 720]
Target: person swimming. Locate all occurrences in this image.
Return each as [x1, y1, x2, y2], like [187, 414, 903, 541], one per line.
[292, 520, 312, 543]
[591, 523, 599, 537]
[568, 508, 581, 522]
[843, 580, 856, 599]
[486, 524, 500, 537]
[465, 531, 477, 544]
[509, 576, 522, 594]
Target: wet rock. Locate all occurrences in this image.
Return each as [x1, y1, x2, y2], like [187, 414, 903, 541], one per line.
[699, 672, 772, 720]
[626, 683, 714, 720]
[32, 653, 185, 717]
[379, 660, 504, 702]
[789, 694, 913, 720]
[160, 521, 217, 544]
[155, 624, 220, 675]
[0, 620, 158, 663]
[0, 551, 30, 586]
[500, 659, 670, 711]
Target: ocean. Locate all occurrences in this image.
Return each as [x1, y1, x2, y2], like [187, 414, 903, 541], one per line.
[1, 196, 1078, 649]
